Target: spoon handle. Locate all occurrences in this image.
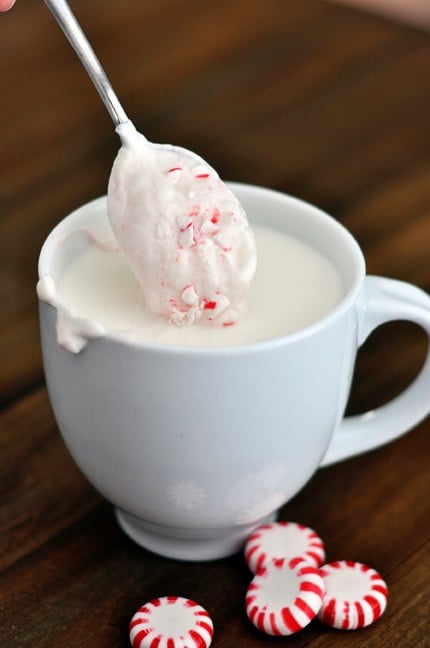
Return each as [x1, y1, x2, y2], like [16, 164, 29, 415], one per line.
[44, 0, 128, 126]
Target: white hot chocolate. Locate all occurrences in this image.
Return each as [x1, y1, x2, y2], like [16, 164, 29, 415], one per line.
[52, 219, 345, 349]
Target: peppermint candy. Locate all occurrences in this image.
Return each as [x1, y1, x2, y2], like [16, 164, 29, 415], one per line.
[129, 596, 213, 648]
[244, 521, 325, 573]
[129, 525, 389, 644]
[245, 557, 325, 635]
[318, 560, 388, 629]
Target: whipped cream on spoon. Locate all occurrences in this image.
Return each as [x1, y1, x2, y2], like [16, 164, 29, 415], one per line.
[44, 0, 256, 327]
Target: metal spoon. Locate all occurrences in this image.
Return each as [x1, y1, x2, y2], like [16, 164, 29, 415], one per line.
[44, 0, 128, 127]
[43, 0, 205, 163]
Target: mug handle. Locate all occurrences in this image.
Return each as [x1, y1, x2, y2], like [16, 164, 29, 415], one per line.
[321, 275, 430, 466]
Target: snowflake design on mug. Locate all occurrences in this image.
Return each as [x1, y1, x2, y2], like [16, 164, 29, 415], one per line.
[167, 479, 206, 510]
[227, 461, 289, 524]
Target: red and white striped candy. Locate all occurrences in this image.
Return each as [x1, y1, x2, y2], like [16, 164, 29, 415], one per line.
[318, 560, 388, 630]
[129, 596, 214, 648]
[245, 557, 325, 636]
[244, 521, 325, 573]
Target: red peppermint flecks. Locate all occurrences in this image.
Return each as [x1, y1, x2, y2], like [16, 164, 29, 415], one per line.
[189, 205, 201, 217]
[211, 208, 220, 223]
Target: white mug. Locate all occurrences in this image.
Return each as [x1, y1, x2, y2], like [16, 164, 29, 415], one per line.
[38, 184, 430, 561]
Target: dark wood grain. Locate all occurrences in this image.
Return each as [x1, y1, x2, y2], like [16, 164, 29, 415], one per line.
[1, 1, 429, 646]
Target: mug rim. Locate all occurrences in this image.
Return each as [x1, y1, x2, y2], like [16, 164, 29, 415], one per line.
[38, 182, 366, 356]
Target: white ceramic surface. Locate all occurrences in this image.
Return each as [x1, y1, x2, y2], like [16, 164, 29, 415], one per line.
[38, 183, 430, 560]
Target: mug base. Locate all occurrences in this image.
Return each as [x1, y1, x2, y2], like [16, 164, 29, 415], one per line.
[114, 508, 277, 561]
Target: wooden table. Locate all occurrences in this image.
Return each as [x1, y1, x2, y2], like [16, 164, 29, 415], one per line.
[1, 1, 429, 646]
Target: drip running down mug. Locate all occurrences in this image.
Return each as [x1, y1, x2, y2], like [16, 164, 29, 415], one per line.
[38, 183, 430, 561]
